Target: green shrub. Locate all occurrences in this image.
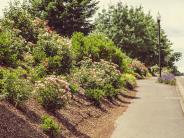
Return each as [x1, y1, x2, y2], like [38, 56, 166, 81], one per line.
[121, 74, 137, 90]
[0, 68, 32, 106]
[41, 115, 61, 137]
[30, 64, 47, 82]
[2, 1, 44, 43]
[71, 58, 123, 102]
[85, 89, 105, 102]
[69, 83, 78, 95]
[36, 83, 64, 112]
[72, 32, 132, 73]
[33, 32, 73, 74]
[32, 47, 46, 63]
[0, 29, 27, 67]
[36, 76, 70, 112]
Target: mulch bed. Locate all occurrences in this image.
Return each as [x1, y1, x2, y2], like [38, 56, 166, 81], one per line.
[0, 90, 137, 138]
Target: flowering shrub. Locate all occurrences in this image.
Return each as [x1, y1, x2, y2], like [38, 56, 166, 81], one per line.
[41, 115, 61, 137]
[120, 74, 137, 90]
[32, 32, 72, 74]
[71, 58, 123, 102]
[131, 59, 149, 79]
[35, 76, 71, 111]
[72, 32, 132, 73]
[158, 74, 176, 85]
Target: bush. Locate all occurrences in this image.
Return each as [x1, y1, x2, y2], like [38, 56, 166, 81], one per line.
[120, 74, 137, 90]
[0, 29, 27, 67]
[69, 83, 78, 95]
[33, 32, 73, 74]
[71, 58, 123, 102]
[30, 64, 47, 82]
[41, 115, 61, 137]
[36, 76, 70, 112]
[149, 65, 159, 76]
[2, 1, 45, 43]
[158, 74, 176, 85]
[131, 59, 149, 79]
[72, 32, 131, 73]
[0, 68, 32, 106]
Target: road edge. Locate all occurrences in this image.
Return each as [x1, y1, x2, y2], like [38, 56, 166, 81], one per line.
[176, 77, 184, 113]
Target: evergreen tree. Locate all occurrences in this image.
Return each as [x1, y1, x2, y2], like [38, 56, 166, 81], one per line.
[29, 0, 99, 37]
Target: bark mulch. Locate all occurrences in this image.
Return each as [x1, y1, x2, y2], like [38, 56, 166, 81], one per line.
[0, 90, 137, 138]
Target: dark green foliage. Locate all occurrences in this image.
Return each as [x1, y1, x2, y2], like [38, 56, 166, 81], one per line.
[72, 32, 131, 72]
[41, 115, 61, 137]
[37, 83, 65, 112]
[29, 0, 99, 36]
[95, 3, 181, 68]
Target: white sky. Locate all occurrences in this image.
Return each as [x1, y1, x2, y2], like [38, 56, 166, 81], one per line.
[0, 0, 184, 72]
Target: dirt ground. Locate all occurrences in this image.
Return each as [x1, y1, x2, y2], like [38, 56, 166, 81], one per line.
[0, 90, 137, 138]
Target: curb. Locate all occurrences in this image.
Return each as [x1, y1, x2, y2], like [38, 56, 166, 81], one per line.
[176, 77, 184, 113]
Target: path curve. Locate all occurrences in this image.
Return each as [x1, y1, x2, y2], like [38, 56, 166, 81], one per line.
[111, 78, 184, 138]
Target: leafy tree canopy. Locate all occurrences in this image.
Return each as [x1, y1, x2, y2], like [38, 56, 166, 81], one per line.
[95, 2, 181, 68]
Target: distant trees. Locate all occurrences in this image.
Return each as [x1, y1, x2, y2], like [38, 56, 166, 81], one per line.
[95, 2, 181, 68]
[29, 0, 99, 37]
[1, 0, 181, 73]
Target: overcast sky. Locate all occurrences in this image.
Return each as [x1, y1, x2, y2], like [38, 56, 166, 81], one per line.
[0, 0, 184, 72]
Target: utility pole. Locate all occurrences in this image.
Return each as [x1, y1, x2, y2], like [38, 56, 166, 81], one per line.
[157, 13, 161, 77]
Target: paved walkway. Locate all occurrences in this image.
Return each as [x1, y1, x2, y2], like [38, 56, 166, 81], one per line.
[111, 78, 184, 138]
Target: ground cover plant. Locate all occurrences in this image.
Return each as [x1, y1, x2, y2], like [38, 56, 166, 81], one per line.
[158, 74, 176, 85]
[41, 115, 61, 137]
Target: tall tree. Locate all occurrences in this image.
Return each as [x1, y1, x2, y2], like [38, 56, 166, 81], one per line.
[29, 0, 99, 37]
[95, 2, 181, 67]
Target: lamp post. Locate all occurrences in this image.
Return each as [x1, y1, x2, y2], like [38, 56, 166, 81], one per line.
[157, 13, 161, 77]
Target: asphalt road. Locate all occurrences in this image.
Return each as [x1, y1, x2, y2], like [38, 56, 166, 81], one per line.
[111, 78, 184, 138]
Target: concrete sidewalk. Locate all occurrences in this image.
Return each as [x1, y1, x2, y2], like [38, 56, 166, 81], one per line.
[111, 78, 184, 138]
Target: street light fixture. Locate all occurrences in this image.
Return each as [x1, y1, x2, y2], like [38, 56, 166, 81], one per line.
[157, 12, 161, 77]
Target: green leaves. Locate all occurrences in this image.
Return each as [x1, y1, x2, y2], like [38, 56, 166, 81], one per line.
[30, 0, 99, 36]
[71, 32, 132, 72]
[95, 2, 178, 68]
[41, 115, 61, 137]
[71, 58, 123, 102]
[0, 68, 32, 107]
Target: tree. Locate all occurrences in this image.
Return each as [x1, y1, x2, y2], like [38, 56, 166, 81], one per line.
[94, 2, 181, 67]
[29, 0, 99, 37]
